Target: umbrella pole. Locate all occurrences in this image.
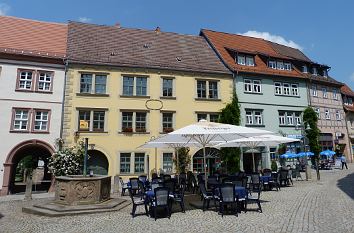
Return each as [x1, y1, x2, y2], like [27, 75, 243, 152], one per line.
[176, 148, 179, 184]
[203, 146, 207, 188]
[252, 152, 255, 173]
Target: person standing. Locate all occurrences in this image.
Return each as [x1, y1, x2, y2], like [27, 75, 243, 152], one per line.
[341, 155, 348, 170]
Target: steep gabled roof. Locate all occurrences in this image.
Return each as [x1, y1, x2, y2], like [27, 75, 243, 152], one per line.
[0, 16, 67, 59]
[341, 84, 354, 97]
[200, 29, 309, 78]
[67, 22, 230, 75]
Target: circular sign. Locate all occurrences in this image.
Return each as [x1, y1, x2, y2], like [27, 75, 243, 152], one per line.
[145, 99, 163, 110]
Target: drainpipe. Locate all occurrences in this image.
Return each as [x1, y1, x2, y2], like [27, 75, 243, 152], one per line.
[59, 58, 69, 139]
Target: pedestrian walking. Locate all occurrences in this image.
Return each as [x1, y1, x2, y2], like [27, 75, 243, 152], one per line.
[341, 155, 348, 170]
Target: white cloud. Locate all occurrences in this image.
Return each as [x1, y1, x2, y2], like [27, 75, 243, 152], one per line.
[0, 3, 10, 16]
[240, 30, 303, 51]
[78, 17, 91, 23]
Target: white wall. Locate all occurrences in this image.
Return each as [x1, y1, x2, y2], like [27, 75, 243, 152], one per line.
[0, 59, 65, 189]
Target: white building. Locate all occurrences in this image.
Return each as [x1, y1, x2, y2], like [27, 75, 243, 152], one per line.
[0, 16, 67, 195]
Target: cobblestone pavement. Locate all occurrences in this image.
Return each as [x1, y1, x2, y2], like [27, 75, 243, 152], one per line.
[1, 167, 353, 233]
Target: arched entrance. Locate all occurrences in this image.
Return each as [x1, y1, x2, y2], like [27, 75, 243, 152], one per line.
[87, 150, 109, 175]
[1, 140, 54, 195]
[193, 147, 221, 175]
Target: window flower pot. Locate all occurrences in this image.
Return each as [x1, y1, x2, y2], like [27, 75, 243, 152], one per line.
[163, 127, 174, 133]
[122, 127, 133, 133]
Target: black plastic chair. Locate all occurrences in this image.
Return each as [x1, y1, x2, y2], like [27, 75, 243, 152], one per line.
[269, 172, 280, 191]
[218, 183, 238, 217]
[151, 187, 171, 220]
[199, 182, 217, 211]
[129, 177, 140, 194]
[128, 188, 148, 218]
[174, 183, 186, 213]
[163, 174, 171, 181]
[245, 182, 262, 213]
[279, 170, 289, 186]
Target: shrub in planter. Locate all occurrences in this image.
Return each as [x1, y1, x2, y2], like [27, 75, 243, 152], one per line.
[271, 160, 278, 172]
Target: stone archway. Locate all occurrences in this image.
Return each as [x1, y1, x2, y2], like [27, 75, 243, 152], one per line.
[87, 150, 109, 175]
[1, 140, 54, 195]
[192, 147, 221, 175]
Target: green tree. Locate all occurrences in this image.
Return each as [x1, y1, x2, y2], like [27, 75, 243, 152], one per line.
[219, 91, 241, 173]
[303, 107, 321, 180]
[173, 147, 191, 173]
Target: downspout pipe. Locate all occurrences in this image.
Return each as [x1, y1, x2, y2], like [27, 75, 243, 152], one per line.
[59, 58, 69, 139]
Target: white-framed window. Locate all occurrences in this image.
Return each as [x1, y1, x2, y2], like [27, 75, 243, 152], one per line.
[349, 98, 353, 105]
[291, 84, 299, 96]
[37, 71, 53, 91]
[197, 113, 219, 123]
[254, 111, 263, 125]
[18, 70, 33, 90]
[78, 109, 106, 132]
[295, 113, 301, 126]
[274, 82, 282, 95]
[80, 73, 107, 94]
[276, 61, 284, 70]
[284, 62, 292, 71]
[287, 113, 294, 125]
[246, 56, 255, 66]
[279, 112, 286, 125]
[332, 88, 338, 100]
[312, 85, 318, 97]
[283, 83, 290, 95]
[237, 55, 246, 65]
[335, 110, 341, 121]
[162, 77, 174, 97]
[244, 79, 252, 92]
[33, 110, 49, 131]
[162, 112, 174, 133]
[315, 108, 321, 119]
[162, 152, 173, 174]
[302, 65, 308, 73]
[120, 111, 148, 133]
[269, 60, 276, 69]
[312, 67, 318, 75]
[253, 80, 261, 93]
[322, 87, 328, 98]
[246, 111, 253, 125]
[122, 76, 148, 96]
[120, 153, 131, 174]
[134, 153, 145, 173]
[196, 80, 219, 99]
[246, 109, 263, 125]
[12, 109, 30, 131]
[325, 109, 330, 120]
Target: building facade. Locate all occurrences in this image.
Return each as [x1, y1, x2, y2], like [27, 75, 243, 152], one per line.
[62, 22, 232, 179]
[341, 84, 354, 161]
[0, 16, 67, 195]
[307, 71, 351, 160]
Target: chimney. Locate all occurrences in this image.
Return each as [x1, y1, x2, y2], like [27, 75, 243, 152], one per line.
[114, 22, 121, 28]
[155, 26, 161, 33]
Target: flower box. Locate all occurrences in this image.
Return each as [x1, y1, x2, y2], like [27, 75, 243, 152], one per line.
[122, 127, 133, 133]
[163, 127, 174, 133]
[136, 128, 146, 133]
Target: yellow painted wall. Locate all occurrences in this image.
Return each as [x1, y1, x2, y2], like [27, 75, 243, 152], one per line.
[62, 65, 233, 179]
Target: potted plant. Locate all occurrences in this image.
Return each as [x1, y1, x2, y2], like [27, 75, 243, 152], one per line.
[163, 127, 174, 133]
[135, 127, 146, 133]
[122, 127, 133, 133]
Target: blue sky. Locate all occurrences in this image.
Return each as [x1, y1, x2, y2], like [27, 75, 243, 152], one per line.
[1, 0, 353, 89]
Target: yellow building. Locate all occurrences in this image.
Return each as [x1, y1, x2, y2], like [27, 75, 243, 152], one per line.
[62, 22, 232, 179]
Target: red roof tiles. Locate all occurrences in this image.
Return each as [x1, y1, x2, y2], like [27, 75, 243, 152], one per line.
[0, 16, 67, 59]
[341, 84, 354, 97]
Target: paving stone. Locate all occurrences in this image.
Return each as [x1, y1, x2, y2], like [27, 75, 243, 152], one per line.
[0, 167, 353, 233]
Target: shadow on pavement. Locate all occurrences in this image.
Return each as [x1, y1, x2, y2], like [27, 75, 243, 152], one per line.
[0, 213, 3, 219]
[337, 172, 354, 200]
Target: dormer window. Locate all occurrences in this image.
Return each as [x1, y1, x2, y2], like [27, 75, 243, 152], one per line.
[246, 56, 255, 66]
[269, 60, 276, 69]
[276, 61, 284, 70]
[302, 65, 308, 73]
[237, 55, 246, 65]
[323, 69, 328, 77]
[237, 54, 254, 66]
[284, 62, 292, 71]
[312, 67, 318, 75]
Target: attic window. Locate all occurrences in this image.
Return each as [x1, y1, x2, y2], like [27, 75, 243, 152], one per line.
[176, 57, 182, 62]
[110, 52, 117, 56]
[323, 69, 328, 77]
[312, 67, 318, 76]
[302, 65, 308, 73]
[143, 43, 150, 49]
[237, 54, 254, 66]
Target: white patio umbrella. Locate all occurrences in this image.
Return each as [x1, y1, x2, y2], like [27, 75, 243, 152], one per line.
[147, 120, 274, 186]
[216, 134, 300, 172]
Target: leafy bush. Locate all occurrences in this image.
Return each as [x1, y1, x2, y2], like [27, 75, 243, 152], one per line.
[48, 138, 85, 177]
[173, 147, 191, 173]
[271, 160, 278, 172]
